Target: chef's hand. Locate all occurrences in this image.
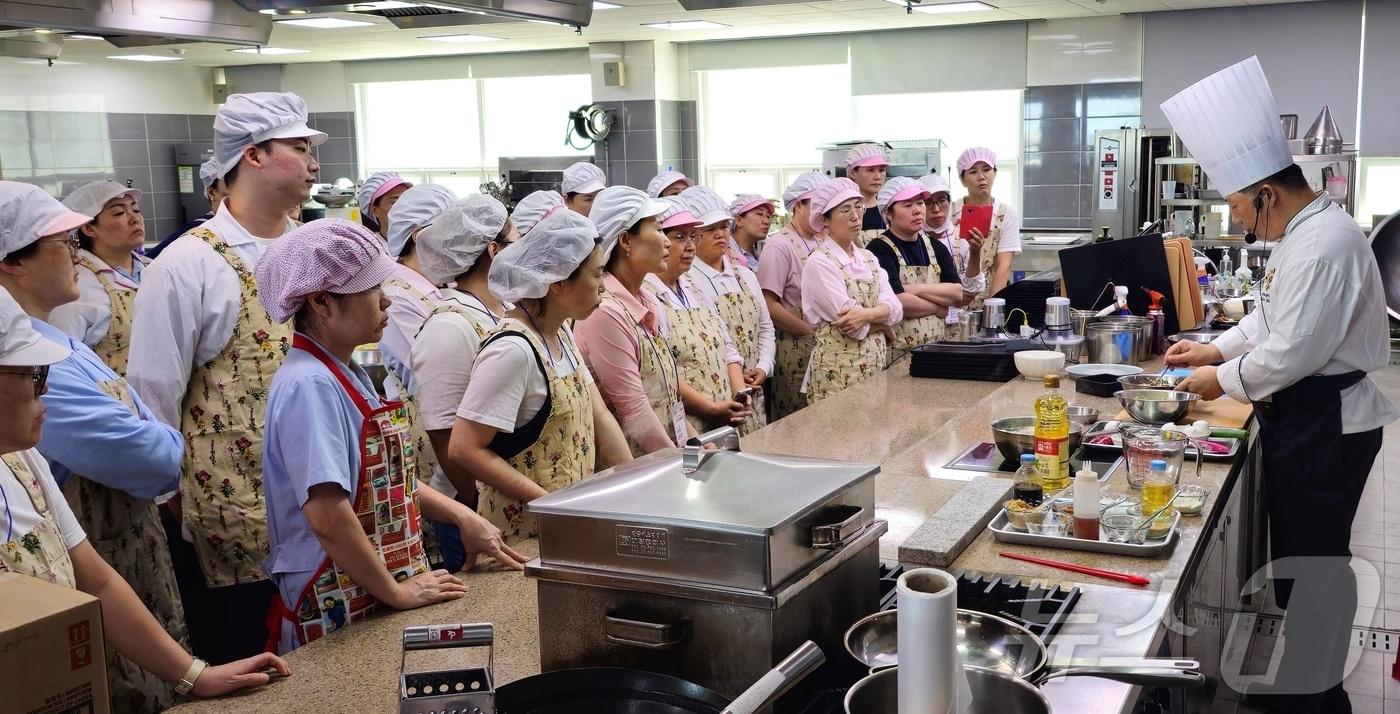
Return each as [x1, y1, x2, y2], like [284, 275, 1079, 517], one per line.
[456, 510, 528, 572]
[710, 399, 752, 426]
[390, 569, 469, 610]
[743, 368, 767, 389]
[1177, 366, 1224, 400]
[191, 652, 291, 697]
[1164, 340, 1223, 368]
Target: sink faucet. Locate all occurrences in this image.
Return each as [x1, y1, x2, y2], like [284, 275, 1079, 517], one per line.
[681, 426, 741, 474]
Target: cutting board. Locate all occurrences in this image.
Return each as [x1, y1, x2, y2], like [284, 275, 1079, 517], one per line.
[1164, 237, 1205, 327]
[1115, 396, 1253, 428]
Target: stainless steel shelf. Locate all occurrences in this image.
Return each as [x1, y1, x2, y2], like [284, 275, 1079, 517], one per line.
[1161, 198, 1226, 207]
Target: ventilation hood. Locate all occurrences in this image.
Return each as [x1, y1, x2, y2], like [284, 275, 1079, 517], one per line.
[0, 0, 273, 46]
[238, 0, 592, 28]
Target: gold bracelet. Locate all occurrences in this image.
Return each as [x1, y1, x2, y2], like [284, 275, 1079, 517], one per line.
[174, 657, 207, 696]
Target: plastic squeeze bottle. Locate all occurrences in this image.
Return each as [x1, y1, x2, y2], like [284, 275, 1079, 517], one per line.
[1073, 467, 1100, 539]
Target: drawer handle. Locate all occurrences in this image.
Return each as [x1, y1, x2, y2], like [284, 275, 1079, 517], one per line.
[603, 615, 689, 650]
[811, 505, 865, 549]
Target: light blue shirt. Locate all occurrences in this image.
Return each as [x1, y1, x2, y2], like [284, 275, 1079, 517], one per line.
[263, 334, 381, 625]
[32, 319, 182, 500]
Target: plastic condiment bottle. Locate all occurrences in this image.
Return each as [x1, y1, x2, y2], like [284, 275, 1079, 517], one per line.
[1013, 453, 1043, 506]
[1073, 467, 1100, 539]
[1142, 459, 1176, 531]
[1034, 375, 1071, 493]
[1145, 289, 1166, 355]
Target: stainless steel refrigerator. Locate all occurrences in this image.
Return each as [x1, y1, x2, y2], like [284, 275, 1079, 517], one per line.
[1090, 128, 1172, 240]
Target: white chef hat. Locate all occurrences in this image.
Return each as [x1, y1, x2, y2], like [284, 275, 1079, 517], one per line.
[62, 181, 142, 221]
[511, 190, 565, 238]
[679, 186, 730, 228]
[357, 171, 411, 230]
[415, 195, 508, 286]
[781, 171, 830, 212]
[1160, 56, 1293, 196]
[0, 181, 91, 259]
[385, 184, 457, 258]
[561, 162, 607, 195]
[199, 159, 220, 192]
[647, 170, 693, 198]
[590, 186, 669, 264]
[845, 143, 889, 169]
[488, 209, 599, 303]
[877, 177, 930, 214]
[212, 92, 327, 180]
[0, 286, 70, 367]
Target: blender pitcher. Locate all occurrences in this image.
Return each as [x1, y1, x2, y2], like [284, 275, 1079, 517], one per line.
[1118, 424, 1203, 489]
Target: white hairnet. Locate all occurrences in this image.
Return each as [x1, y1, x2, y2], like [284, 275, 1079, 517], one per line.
[511, 190, 564, 238]
[213, 92, 327, 180]
[590, 186, 669, 264]
[199, 160, 219, 192]
[488, 209, 599, 303]
[386, 184, 457, 258]
[415, 195, 508, 286]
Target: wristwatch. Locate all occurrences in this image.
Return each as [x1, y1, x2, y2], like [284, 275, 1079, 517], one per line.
[175, 657, 207, 696]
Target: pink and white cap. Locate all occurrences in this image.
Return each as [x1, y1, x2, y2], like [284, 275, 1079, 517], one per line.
[957, 147, 997, 174]
[0, 286, 70, 367]
[254, 218, 399, 324]
[918, 173, 951, 197]
[806, 177, 862, 233]
[0, 181, 92, 259]
[657, 197, 702, 230]
[876, 177, 930, 214]
[728, 194, 775, 219]
[845, 143, 889, 169]
[679, 186, 730, 228]
[781, 171, 830, 212]
[647, 171, 693, 198]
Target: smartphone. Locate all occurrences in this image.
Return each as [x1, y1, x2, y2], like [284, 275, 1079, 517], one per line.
[734, 387, 755, 406]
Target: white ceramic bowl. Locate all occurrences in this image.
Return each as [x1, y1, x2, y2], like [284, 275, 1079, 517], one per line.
[1013, 350, 1066, 380]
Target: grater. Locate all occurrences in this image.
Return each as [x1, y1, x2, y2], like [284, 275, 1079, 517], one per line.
[399, 623, 494, 714]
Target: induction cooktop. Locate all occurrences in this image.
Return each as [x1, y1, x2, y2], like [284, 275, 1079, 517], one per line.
[945, 440, 1122, 480]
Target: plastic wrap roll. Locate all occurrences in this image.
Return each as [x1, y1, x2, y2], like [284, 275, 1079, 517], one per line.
[897, 568, 972, 714]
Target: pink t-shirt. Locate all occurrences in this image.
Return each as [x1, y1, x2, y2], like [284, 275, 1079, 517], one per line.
[756, 224, 822, 314]
[799, 238, 904, 340]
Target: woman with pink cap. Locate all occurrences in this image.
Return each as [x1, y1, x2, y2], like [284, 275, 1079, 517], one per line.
[681, 186, 774, 435]
[256, 219, 525, 653]
[756, 172, 827, 419]
[954, 147, 1021, 301]
[799, 178, 903, 403]
[727, 193, 773, 269]
[647, 171, 693, 199]
[644, 198, 751, 433]
[357, 171, 412, 244]
[845, 143, 890, 247]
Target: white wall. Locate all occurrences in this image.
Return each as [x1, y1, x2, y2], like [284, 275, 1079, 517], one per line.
[0, 61, 216, 114]
[1027, 16, 1143, 87]
[282, 61, 355, 113]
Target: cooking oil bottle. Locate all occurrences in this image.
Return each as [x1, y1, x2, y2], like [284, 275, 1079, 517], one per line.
[1034, 375, 1070, 493]
[1142, 459, 1176, 532]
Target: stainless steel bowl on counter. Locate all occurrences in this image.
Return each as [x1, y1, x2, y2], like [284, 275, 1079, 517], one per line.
[990, 417, 1084, 463]
[1117, 374, 1186, 391]
[1115, 389, 1200, 426]
[1066, 406, 1099, 427]
[1167, 331, 1222, 345]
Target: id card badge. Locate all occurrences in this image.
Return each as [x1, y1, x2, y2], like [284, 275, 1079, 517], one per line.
[671, 401, 688, 446]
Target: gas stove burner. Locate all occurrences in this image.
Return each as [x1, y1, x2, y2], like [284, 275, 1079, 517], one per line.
[945, 441, 1122, 480]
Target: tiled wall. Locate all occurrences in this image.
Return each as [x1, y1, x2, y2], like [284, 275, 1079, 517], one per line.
[1020, 82, 1142, 230]
[592, 99, 698, 190]
[0, 109, 355, 242]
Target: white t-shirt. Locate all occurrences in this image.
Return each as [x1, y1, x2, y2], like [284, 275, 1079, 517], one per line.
[456, 325, 590, 433]
[1, 449, 85, 550]
[411, 289, 502, 432]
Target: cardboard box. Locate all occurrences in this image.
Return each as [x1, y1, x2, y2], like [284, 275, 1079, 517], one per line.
[0, 573, 109, 714]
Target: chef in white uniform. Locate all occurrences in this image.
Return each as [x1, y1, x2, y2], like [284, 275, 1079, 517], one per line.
[1165, 56, 1398, 712]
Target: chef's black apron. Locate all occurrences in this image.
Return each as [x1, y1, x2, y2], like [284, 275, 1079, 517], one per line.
[1253, 369, 1382, 713]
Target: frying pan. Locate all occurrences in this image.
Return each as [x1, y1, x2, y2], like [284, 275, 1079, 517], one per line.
[843, 609, 1202, 687]
[1369, 208, 1400, 322]
[496, 668, 729, 714]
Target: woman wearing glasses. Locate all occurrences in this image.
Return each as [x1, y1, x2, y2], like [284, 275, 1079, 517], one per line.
[0, 182, 284, 707]
[799, 178, 903, 403]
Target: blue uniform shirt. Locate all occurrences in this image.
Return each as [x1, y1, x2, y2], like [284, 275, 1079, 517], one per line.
[32, 319, 182, 500]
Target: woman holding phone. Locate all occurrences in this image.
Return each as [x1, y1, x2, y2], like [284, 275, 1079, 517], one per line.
[953, 147, 1021, 303]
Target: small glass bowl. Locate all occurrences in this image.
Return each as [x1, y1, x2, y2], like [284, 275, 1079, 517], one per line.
[1125, 505, 1174, 539]
[1003, 504, 1030, 530]
[1024, 511, 1070, 536]
[1101, 514, 1149, 545]
[1174, 485, 1210, 515]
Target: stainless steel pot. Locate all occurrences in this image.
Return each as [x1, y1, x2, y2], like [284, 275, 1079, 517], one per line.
[1097, 316, 1153, 359]
[844, 666, 1051, 714]
[1086, 322, 1145, 365]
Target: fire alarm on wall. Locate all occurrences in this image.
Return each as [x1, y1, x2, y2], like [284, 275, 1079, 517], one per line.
[603, 61, 626, 87]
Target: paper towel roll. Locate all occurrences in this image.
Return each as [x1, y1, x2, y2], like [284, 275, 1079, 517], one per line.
[897, 568, 972, 714]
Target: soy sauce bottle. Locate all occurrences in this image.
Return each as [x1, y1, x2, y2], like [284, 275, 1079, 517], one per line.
[1012, 453, 1043, 506]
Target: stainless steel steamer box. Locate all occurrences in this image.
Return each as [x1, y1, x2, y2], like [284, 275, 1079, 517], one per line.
[528, 449, 879, 591]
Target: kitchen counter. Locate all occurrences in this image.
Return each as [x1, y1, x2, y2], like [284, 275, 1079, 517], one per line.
[171, 356, 1251, 713]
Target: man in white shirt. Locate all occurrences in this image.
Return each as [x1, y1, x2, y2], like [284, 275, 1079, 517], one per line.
[1165, 57, 1398, 712]
[127, 92, 325, 664]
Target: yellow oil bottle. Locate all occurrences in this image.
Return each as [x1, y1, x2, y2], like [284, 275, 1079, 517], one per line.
[1034, 374, 1070, 493]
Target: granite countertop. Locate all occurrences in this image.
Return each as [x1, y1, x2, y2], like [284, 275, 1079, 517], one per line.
[171, 356, 1247, 713]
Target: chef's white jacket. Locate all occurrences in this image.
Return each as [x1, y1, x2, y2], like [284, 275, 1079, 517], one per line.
[1212, 193, 1399, 434]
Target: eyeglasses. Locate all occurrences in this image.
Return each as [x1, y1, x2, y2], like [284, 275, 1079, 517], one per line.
[670, 232, 698, 245]
[0, 365, 50, 398]
[39, 235, 80, 254]
[927, 196, 951, 208]
[834, 203, 866, 218]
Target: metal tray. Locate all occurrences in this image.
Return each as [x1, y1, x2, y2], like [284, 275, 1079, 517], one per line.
[987, 509, 1179, 557]
[1080, 421, 1241, 462]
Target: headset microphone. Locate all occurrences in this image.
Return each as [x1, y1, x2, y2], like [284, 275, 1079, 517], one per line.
[1244, 193, 1263, 244]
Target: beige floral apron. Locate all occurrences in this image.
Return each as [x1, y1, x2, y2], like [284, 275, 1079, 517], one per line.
[603, 291, 684, 457]
[269, 335, 430, 650]
[77, 253, 140, 376]
[955, 201, 1006, 311]
[381, 278, 440, 486]
[179, 227, 291, 588]
[770, 233, 818, 421]
[63, 377, 187, 712]
[477, 319, 595, 543]
[650, 278, 732, 433]
[695, 266, 769, 435]
[0, 453, 76, 588]
[876, 232, 946, 355]
[804, 246, 889, 403]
